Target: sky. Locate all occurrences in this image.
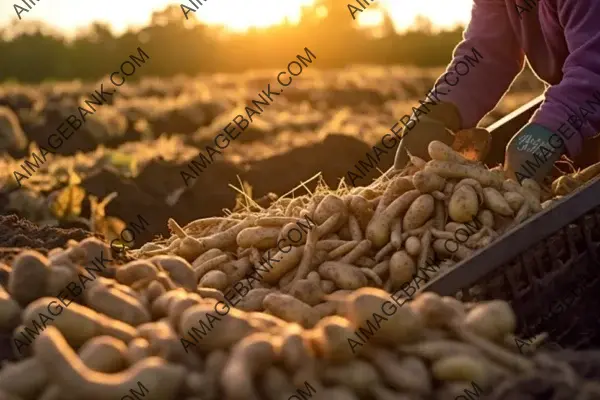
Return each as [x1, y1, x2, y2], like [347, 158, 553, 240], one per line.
[1, 0, 473, 35]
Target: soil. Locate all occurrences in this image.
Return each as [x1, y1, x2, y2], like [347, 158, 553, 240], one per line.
[0, 214, 92, 259]
[78, 134, 379, 246]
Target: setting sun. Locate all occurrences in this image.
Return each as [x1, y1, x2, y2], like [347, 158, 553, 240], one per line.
[1, 0, 473, 34]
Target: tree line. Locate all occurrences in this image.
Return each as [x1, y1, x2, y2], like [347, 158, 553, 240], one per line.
[0, 1, 465, 82]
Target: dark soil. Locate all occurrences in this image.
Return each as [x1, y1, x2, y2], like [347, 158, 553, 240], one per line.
[78, 134, 378, 246]
[0, 214, 92, 259]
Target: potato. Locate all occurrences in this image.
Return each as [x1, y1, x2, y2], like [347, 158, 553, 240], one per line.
[323, 360, 380, 394]
[454, 178, 484, 204]
[314, 194, 348, 230]
[347, 196, 374, 231]
[424, 161, 503, 189]
[236, 227, 280, 249]
[312, 316, 356, 362]
[432, 355, 489, 384]
[259, 246, 303, 285]
[389, 251, 416, 289]
[198, 270, 229, 291]
[279, 222, 308, 246]
[345, 288, 424, 345]
[482, 188, 513, 216]
[288, 279, 325, 306]
[463, 300, 516, 341]
[262, 293, 319, 328]
[366, 190, 421, 248]
[0, 286, 20, 330]
[236, 289, 273, 312]
[476, 209, 494, 229]
[402, 194, 435, 231]
[368, 349, 432, 394]
[428, 141, 470, 164]
[318, 262, 368, 290]
[521, 178, 541, 200]
[448, 185, 479, 223]
[502, 179, 541, 212]
[503, 191, 525, 212]
[404, 236, 421, 256]
[180, 305, 256, 351]
[412, 171, 446, 193]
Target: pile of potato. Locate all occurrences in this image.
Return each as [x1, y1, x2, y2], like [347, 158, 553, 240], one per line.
[1, 140, 599, 400]
[0, 237, 558, 400]
[133, 140, 551, 303]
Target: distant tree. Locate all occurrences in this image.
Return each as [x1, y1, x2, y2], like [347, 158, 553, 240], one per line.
[0, 4, 466, 82]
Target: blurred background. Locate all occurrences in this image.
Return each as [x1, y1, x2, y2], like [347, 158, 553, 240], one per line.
[0, 0, 545, 248]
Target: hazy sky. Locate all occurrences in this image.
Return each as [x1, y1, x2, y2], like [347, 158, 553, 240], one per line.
[1, 0, 473, 34]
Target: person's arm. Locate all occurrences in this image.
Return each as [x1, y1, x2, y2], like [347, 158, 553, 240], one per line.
[432, 0, 525, 130]
[529, 0, 600, 157]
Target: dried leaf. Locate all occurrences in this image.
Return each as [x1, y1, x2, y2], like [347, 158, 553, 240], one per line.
[89, 192, 119, 235]
[50, 184, 85, 220]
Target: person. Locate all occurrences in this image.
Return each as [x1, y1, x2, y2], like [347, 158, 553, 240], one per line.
[393, 0, 600, 183]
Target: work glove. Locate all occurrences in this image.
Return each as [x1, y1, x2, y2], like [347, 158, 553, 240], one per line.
[504, 123, 567, 184]
[393, 102, 462, 170]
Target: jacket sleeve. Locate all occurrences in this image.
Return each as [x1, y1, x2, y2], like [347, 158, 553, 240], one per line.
[433, 0, 525, 129]
[531, 0, 600, 157]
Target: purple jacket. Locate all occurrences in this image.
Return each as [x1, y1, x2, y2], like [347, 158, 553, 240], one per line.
[435, 0, 600, 157]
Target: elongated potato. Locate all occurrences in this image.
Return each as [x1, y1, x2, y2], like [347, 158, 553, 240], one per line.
[412, 171, 446, 193]
[318, 261, 368, 290]
[237, 227, 280, 249]
[367, 190, 421, 248]
[377, 177, 415, 214]
[279, 222, 308, 246]
[425, 161, 503, 189]
[448, 185, 479, 223]
[260, 246, 304, 285]
[482, 187, 513, 216]
[390, 218, 403, 250]
[428, 141, 470, 164]
[403, 194, 435, 231]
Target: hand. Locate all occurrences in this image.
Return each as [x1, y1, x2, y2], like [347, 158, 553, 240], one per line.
[453, 127, 492, 162]
[393, 101, 462, 170]
[504, 124, 566, 183]
[394, 116, 455, 169]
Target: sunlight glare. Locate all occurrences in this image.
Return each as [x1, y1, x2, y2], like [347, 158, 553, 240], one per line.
[357, 10, 384, 28]
[380, 0, 472, 31]
[199, 0, 317, 31]
[1, 0, 473, 35]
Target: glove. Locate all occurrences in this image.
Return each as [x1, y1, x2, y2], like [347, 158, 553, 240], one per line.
[453, 127, 493, 162]
[504, 123, 567, 184]
[393, 102, 462, 170]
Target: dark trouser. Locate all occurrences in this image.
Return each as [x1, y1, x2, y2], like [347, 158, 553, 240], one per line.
[484, 94, 600, 170]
